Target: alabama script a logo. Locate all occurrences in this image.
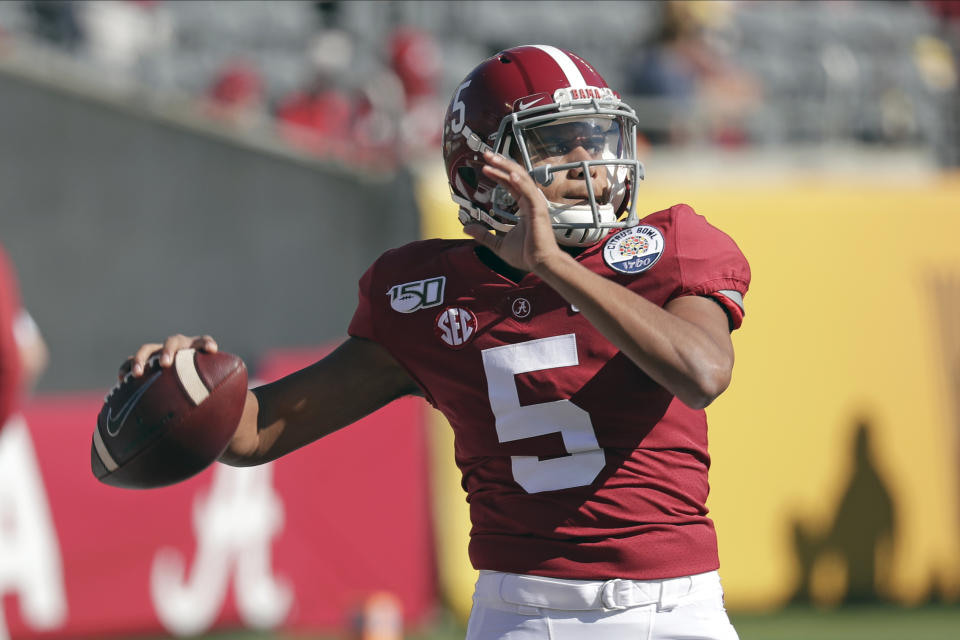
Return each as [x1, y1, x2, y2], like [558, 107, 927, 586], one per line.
[150, 464, 292, 636]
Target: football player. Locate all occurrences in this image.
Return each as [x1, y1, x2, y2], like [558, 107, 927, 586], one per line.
[0, 242, 22, 429]
[126, 45, 749, 640]
[0, 242, 48, 431]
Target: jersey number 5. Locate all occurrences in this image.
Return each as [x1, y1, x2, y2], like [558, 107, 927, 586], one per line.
[480, 334, 605, 493]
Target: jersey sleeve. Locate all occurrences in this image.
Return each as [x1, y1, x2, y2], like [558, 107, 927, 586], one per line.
[671, 204, 751, 330]
[0, 246, 23, 428]
[345, 249, 439, 407]
[347, 259, 378, 342]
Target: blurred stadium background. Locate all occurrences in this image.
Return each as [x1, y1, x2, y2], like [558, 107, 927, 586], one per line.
[0, 1, 959, 639]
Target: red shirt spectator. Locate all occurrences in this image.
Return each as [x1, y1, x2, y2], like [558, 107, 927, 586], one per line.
[276, 81, 353, 156]
[387, 27, 444, 160]
[203, 60, 266, 128]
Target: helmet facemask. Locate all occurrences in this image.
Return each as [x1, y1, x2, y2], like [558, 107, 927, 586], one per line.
[489, 97, 644, 247]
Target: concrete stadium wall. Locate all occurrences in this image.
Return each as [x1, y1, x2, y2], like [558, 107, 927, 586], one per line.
[0, 72, 420, 391]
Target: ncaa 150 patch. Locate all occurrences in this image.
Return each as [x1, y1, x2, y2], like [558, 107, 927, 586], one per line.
[388, 276, 446, 313]
[602, 225, 665, 274]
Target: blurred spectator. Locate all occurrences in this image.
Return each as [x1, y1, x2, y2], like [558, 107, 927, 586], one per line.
[0, 241, 48, 432]
[0, 24, 11, 55]
[338, 28, 444, 169]
[24, 0, 84, 52]
[925, 0, 960, 33]
[349, 69, 405, 167]
[202, 59, 268, 130]
[313, 0, 344, 29]
[923, 0, 960, 165]
[82, 0, 173, 76]
[624, 0, 760, 147]
[276, 29, 353, 157]
[0, 242, 21, 429]
[346, 27, 445, 167]
[388, 26, 444, 162]
[390, 27, 439, 104]
[6, 0, 951, 165]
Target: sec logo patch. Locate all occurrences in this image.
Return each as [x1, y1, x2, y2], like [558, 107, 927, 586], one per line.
[435, 307, 478, 348]
[602, 225, 665, 274]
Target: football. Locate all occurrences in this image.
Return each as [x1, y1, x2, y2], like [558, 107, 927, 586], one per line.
[92, 348, 248, 489]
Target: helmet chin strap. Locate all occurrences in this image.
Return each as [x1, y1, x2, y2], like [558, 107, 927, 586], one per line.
[460, 187, 618, 248]
[548, 201, 616, 247]
[553, 227, 607, 247]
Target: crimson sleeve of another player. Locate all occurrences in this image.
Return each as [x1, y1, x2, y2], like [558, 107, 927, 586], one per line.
[347, 260, 379, 343]
[0, 246, 23, 428]
[671, 204, 751, 330]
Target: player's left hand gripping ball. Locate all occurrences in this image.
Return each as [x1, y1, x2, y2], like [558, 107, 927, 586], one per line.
[92, 348, 248, 489]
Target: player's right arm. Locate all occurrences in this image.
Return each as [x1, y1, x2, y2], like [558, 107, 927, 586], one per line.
[123, 334, 419, 466]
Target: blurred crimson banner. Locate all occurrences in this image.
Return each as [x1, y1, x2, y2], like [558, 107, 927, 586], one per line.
[0, 347, 437, 640]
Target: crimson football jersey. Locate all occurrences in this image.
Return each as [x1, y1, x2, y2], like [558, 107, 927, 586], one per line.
[0, 244, 23, 429]
[349, 204, 750, 580]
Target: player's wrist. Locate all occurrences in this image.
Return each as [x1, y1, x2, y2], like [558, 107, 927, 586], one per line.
[531, 248, 576, 281]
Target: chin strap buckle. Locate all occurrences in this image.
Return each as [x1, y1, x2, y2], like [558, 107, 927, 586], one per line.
[531, 165, 554, 186]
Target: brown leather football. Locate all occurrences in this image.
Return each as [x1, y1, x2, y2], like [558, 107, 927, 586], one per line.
[92, 349, 248, 489]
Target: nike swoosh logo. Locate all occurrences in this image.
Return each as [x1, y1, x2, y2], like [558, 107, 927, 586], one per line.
[518, 97, 544, 110]
[105, 371, 161, 437]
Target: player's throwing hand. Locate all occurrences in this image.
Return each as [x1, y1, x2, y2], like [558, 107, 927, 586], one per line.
[463, 150, 565, 274]
[119, 334, 218, 379]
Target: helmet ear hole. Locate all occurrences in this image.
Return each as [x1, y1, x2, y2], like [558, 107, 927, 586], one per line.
[458, 166, 478, 189]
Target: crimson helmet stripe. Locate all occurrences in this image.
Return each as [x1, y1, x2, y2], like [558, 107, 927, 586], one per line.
[530, 44, 587, 88]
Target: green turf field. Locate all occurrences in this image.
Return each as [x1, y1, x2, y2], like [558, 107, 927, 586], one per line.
[176, 604, 960, 640]
[418, 605, 960, 640]
[730, 605, 960, 640]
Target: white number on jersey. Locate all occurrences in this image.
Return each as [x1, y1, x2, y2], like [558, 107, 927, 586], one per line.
[480, 334, 605, 493]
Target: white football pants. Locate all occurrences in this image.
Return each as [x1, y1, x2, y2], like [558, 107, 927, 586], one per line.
[465, 570, 739, 640]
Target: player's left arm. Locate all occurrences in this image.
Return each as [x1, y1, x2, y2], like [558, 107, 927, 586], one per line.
[534, 260, 733, 410]
[466, 150, 735, 409]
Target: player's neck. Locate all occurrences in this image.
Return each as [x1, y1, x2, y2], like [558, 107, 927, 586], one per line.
[475, 245, 585, 284]
[475, 246, 526, 283]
